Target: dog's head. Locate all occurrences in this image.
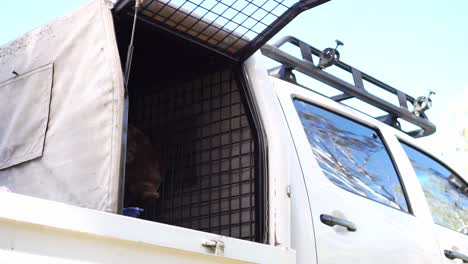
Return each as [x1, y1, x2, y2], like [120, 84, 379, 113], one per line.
[125, 125, 161, 206]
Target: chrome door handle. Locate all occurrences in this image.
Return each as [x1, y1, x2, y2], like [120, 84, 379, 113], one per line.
[444, 250, 468, 263]
[320, 214, 356, 232]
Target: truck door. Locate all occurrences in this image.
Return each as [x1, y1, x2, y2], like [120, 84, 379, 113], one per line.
[399, 142, 468, 264]
[274, 79, 441, 264]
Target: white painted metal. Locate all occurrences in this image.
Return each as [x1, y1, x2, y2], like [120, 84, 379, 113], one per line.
[0, 192, 295, 264]
[432, 225, 468, 264]
[273, 77, 443, 264]
[244, 54, 319, 263]
[243, 55, 293, 248]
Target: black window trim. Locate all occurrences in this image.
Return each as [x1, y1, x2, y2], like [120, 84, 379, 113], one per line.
[398, 138, 468, 234]
[292, 95, 414, 216]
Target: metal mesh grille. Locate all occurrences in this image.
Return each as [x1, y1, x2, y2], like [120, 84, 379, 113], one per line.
[129, 68, 258, 241]
[136, 0, 302, 56]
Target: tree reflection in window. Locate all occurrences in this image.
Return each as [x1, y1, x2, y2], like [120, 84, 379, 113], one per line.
[294, 100, 409, 212]
[401, 143, 468, 234]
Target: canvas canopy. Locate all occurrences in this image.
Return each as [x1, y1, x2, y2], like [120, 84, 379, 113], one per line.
[0, 0, 330, 213]
[0, 0, 124, 212]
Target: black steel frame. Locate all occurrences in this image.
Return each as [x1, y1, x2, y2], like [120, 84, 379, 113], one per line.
[236, 65, 269, 243]
[113, 0, 329, 61]
[128, 66, 265, 242]
[261, 36, 436, 138]
[113, 7, 269, 242]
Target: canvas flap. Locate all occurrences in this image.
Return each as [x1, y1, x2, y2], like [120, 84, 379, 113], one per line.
[0, 64, 53, 169]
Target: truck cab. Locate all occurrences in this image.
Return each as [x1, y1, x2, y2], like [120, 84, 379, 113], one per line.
[0, 0, 466, 263]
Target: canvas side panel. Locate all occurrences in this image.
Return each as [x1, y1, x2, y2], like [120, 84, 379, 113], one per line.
[0, 0, 124, 212]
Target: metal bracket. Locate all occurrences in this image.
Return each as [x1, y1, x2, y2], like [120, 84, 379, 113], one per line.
[202, 240, 225, 256]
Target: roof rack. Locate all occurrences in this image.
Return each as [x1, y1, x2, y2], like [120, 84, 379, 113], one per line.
[261, 36, 436, 138]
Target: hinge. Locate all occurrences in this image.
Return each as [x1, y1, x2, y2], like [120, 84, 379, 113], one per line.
[202, 239, 225, 256]
[286, 185, 291, 198]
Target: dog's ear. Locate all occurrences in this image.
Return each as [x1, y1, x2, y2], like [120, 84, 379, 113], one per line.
[126, 125, 141, 164]
[126, 145, 136, 164]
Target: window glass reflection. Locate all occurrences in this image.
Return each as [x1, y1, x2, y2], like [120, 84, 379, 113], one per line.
[294, 99, 409, 212]
[401, 143, 467, 234]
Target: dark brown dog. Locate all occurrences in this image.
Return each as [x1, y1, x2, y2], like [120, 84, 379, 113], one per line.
[124, 125, 162, 208]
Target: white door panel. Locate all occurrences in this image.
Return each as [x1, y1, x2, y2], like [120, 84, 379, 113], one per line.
[274, 78, 441, 264]
[435, 225, 468, 264]
[397, 141, 468, 264]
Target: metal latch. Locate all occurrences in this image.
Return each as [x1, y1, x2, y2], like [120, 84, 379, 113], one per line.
[202, 239, 225, 256]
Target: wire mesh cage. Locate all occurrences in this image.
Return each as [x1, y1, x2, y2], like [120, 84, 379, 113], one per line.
[115, 0, 329, 60]
[129, 68, 260, 241]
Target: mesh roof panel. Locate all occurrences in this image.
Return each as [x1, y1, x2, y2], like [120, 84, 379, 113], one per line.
[116, 0, 329, 60]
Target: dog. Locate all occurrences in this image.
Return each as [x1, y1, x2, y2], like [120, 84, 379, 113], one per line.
[124, 124, 162, 208]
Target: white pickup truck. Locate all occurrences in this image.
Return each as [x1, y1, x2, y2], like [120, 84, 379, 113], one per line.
[0, 0, 466, 263]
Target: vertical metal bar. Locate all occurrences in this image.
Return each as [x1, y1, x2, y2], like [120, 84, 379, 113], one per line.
[351, 67, 365, 91]
[228, 70, 233, 237]
[178, 142, 183, 225]
[170, 84, 176, 224]
[238, 64, 268, 243]
[232, 71, 244, 239]
[190, 79, 196, 229]
[208, 72, 213, 233]
[218, 70, 223, 235]
[397, 90, 409, 109]
[124, 1, 141, 88]
[117, 92, 129, 214]
[158, 89, 165, 222]
[198, 76, 203, 231]
[249, 141, 254, 240]
[299, 40, 314, 63]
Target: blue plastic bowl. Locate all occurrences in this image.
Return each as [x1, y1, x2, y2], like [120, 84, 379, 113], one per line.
[123, 207, 144, 218]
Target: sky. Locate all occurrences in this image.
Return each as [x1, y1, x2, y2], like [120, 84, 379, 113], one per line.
[267, 0, 468, 173]
[0, 0, 467, 172]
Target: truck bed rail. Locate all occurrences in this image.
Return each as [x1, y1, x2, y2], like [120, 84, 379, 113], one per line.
[0, 192, 295, 264]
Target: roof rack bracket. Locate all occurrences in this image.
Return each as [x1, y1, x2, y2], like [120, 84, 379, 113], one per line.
[331, 93, 354, 102]
[397, 91, 409, 109]
[351, 68, 365, 90]
[377, 115, 401, 130]
[299, 40, 314, 64]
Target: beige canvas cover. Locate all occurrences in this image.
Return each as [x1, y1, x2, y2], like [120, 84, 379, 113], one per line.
[0, 0, 124, 212]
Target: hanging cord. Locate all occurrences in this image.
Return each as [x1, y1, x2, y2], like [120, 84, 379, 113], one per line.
[124, 0, 143, 91]
[119, 0, 143, 214]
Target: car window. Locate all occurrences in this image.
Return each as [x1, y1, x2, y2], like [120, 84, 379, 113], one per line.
[401, 143, 468, 234]
[294, 99, 409, 212]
